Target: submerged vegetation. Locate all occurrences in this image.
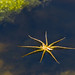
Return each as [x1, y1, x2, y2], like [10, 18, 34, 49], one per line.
[0, 0, 49, 22]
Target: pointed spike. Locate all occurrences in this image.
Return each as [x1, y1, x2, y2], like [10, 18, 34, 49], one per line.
[22, 49, 43, 57]
[18, 46, 40, 48]
[45, 31, 48, 46]
[47, 50, 60, 64]
[40, 51, 46, 63]
[51, 46, 75, 50]
[28, 35, 45, 46]
[49, 37, 66, 47]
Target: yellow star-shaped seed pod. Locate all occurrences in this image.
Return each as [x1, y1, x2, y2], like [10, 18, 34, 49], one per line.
[18, 32, 75, 64]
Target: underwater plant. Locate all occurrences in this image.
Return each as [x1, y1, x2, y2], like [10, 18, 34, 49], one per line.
[19, 32, 75, 64]
[0, 0, 50, 22]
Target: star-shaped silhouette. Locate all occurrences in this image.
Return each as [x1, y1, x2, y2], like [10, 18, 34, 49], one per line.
[18, 32, 75, 64]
